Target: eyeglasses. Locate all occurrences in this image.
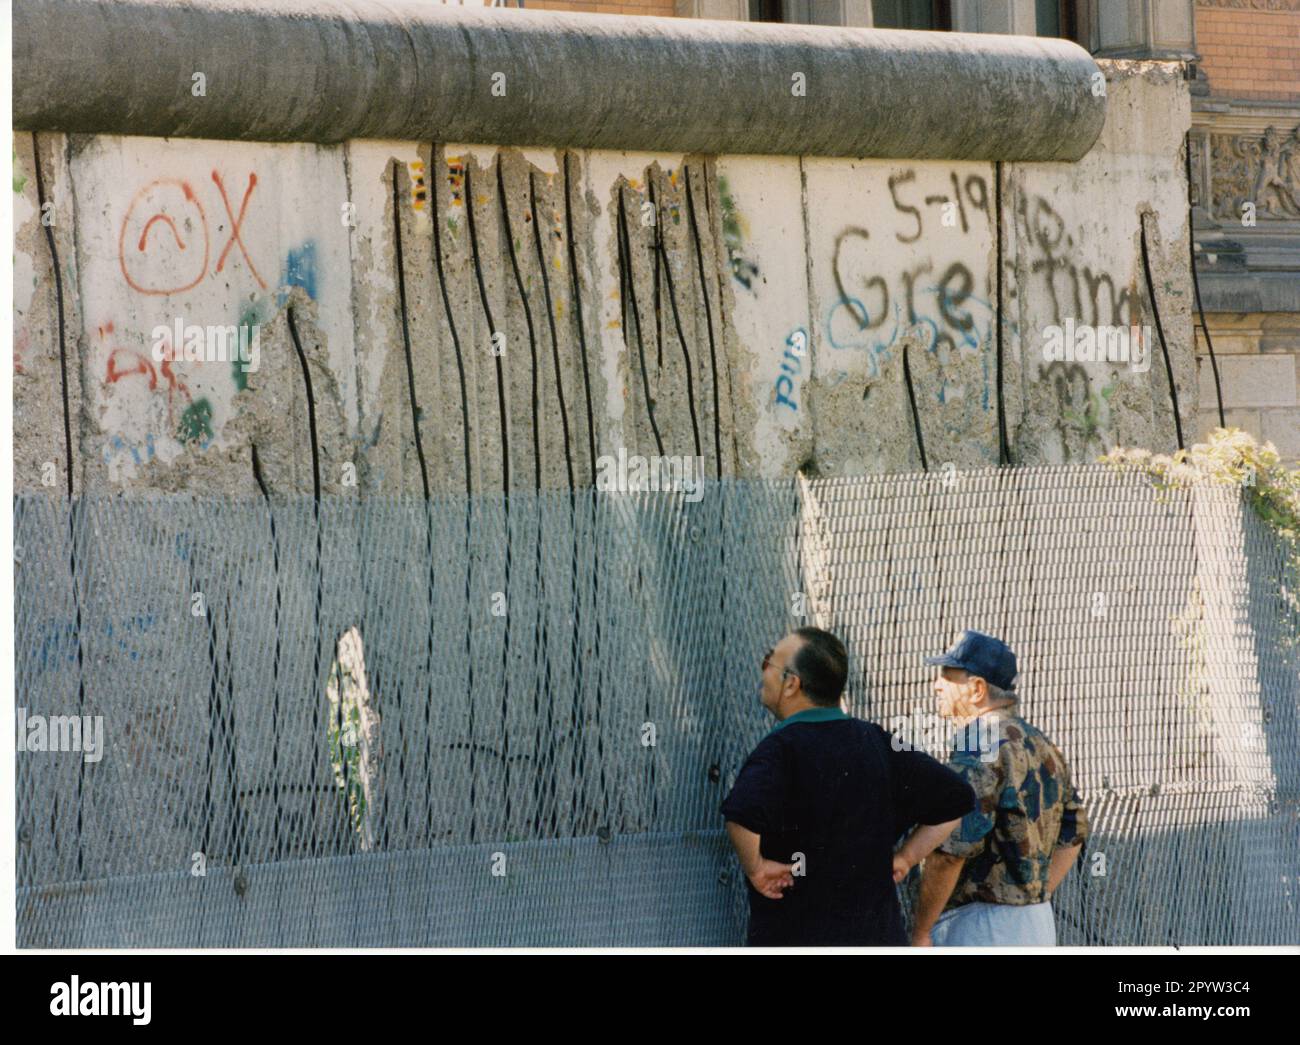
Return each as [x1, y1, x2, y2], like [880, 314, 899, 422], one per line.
[761, 647, 801, 684]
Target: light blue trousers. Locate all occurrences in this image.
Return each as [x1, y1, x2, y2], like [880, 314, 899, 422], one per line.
[931, 901, 1056, 947]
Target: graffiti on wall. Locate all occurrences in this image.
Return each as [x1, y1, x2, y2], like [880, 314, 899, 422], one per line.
[718, 175, 760, 292]
[775, 328, 807, 412]
[821, 166, 1002, 452]
[105, 171, 266, 465]
[92, 155, 338, 477]
[118, 171, 267, 295]
[30, 134, 1177, 490]
[1017, 191, 1138, 331]
[810, 163, 1149, 463]
[828, 169, 997, 378]
[1014, 188, 1142, 456]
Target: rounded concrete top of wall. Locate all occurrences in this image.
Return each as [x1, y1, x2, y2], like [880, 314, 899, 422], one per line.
[15, 0, 1106, 162]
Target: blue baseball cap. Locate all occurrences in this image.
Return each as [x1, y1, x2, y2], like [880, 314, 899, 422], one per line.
[925, 630, 1018, 691]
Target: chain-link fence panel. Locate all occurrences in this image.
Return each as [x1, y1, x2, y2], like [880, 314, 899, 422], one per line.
[15, 466, 1299, 946]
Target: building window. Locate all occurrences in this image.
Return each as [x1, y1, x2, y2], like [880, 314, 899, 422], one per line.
[1038, 0, 1088, 46]
[873, 0, 951, 31]
[749, 0, 784, 22]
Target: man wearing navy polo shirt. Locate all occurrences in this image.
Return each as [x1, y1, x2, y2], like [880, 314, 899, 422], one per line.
[720, 627, 976, 947]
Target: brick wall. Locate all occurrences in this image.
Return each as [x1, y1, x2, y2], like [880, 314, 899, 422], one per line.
[521, 0, 678, 16]
[1196, 314, 1300, 464]
[1196, 1, 1300, 101]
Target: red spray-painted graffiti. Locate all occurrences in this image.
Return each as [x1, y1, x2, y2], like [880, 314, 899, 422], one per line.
[118, 180, 210, 295]
[106, 347, 157, 389]
[212, 171, 267, 289]
[14, 328, 30, 376]
[117, 171, 266, 295]
[99, 320, 193, 432]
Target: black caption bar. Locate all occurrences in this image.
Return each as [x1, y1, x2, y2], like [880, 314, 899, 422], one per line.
[5, 951, 1294, 1029]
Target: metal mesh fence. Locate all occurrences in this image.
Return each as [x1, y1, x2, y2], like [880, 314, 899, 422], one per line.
[15, 465, 1300, 946]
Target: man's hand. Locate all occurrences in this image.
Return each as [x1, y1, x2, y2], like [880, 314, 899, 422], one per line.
[725, 821, 795, 899]
[910, 929, 933, 947]
[892, 854, 911, 884]
[748, 858, 796, 900]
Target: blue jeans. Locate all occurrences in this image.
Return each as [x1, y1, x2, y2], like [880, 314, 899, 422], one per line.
[931, 901, 1056, 946]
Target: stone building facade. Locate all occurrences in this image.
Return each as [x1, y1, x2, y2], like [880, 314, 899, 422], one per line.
[1189, 1, 1300, 464]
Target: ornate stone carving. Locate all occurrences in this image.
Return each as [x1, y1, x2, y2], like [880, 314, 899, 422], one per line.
[1190, 136, 1208, 209]
[1209, 123, 1300, 220]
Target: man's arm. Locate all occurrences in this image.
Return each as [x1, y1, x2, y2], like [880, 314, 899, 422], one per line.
[720, 736, 793, 900]
[1047, 840, 1083, 896]
[1047, 755, 1089, 896]
[892, 818, 961, 883]
[904, 748, 999, 946]
[887, 740, 978, 834]
[724, 821, 794, 900]
[912, 852, 965, 946]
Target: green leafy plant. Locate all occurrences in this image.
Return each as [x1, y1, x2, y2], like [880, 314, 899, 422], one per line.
[1102, 428, 1300, 671]
[1100, 427, 1300, 541]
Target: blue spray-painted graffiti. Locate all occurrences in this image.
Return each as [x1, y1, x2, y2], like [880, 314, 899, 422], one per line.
[280, 240, 318, 304]
[828, 287, 1010, 379]
[103, 432, 158, 469]
[775, 327, 808, 412]
[34, 613, 158, 672]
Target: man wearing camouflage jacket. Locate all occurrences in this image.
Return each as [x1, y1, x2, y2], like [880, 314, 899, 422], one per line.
[912, 630, 1090, 947]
